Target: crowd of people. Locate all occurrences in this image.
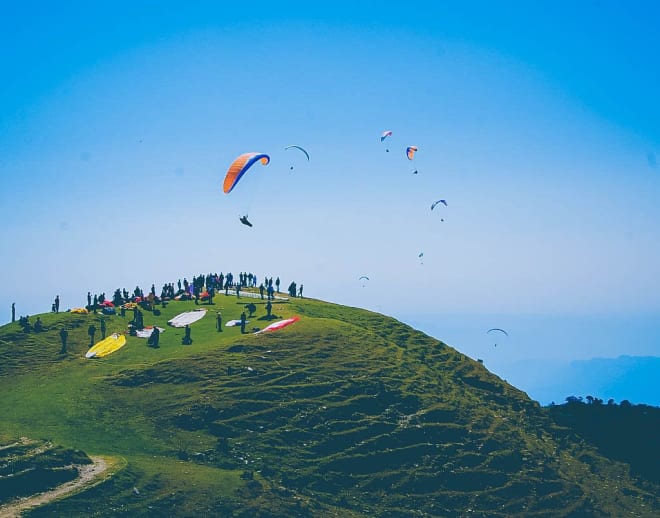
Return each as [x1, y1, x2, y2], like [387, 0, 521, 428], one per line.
[8, 270, 304, 353]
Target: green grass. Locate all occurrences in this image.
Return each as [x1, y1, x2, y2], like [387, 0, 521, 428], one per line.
[0, 293, 658, 516]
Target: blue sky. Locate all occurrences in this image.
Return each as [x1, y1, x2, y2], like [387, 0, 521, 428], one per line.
[1, 1, 659, 402]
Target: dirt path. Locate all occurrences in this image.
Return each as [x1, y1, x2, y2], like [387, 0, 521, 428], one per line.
[0, 455, 117, 517]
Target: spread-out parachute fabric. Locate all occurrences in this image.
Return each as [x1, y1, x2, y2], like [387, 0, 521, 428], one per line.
[406, 146, 418, 160]
[254, 316, 300, 334]
[223, 152, 270, 194]
[487, 328, 509, 336]
[167, 309, 208, 328]
[284, 145, 310, 161]
[380, 130, 392, 142]
[431, 199, 447, 210]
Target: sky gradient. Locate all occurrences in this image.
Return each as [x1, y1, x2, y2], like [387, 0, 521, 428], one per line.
[1, 1, 659, 403]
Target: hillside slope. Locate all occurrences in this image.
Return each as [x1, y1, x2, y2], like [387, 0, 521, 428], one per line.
[0, 294, 658, 516]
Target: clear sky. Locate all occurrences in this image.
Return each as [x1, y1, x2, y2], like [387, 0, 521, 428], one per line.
[1, 2, 659, 400]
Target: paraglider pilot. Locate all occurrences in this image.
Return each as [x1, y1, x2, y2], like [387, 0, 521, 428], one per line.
[240, 215, 253, 227]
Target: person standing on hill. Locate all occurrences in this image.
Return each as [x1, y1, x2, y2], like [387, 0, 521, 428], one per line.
[100, 319, 106, 339]
[59, 326, 68, 354]
[11, 302, 15, 323]
[88, 324, 96, 347]
[259, 283, 265, 299]
[148, 326, 160, 348]
[298, 284, 303, 298]
[54, 295, 60, 313]
[265, 300, 272, 318]
[275, 277, 280, 293]
[240, 311, 247, 334]
[182, 324, 192, 345]
[87, 292, 92, 308]
[216, 312, 223, 332]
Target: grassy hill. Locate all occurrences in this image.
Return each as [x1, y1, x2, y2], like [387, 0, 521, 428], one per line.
[0, 293, 658, 516]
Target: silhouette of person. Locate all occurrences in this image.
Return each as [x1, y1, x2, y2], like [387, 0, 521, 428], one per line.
[240, 215, 253, 227]
[182, 324, 192, 345]
[34, 317, 44, 332]
[54, 295, 60, 313]
[259, 283, 265, 299]
[88, 324, 96, 347]
[59, 326, 68, 354]
[298, 284, 303, 298]
[87, 292, 92, 308]
[148, 327, 160, 348]
[245, 303, 256, 318]
[216, 312, 223, 332]
[275, 277, 280, 293]
[11, 302, 15, 323]
[100, 319, 106, 339]
[265, 300, 272, 318]
[240, 311, 247, 334]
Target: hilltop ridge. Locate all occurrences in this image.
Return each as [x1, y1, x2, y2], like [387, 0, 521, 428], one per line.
[0, 292, 658, 516]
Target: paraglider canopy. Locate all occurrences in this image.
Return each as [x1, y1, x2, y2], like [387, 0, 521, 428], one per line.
[254, 316, 300, 334]
[380, 130, 393, 142]
[284, 145, 310, 161]
[223, 152, 270, 194]
[406, 146, 418, 160]
[431, 199, 447, 210]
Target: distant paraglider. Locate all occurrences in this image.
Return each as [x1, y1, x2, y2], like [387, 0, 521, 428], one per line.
[431, 199, 447, 221]
[487, 328, 509, 347]
[381, 130, 392, 152]
[406, 146, 419, 174]
[358, 275, 370, 287]
[418, 252, 424, 264]
[284, 145, 310, 170]
[239, 215, 253, 227]
[223, 152, 270, 194]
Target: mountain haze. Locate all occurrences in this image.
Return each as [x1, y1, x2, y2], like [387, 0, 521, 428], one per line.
[0, 294, 658, 517]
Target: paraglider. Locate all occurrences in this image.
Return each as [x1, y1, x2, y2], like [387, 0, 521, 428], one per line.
[431, 199, 447, 221]
[358, 275, 369, 287]
[406, 146, 419, 174]
[223, 152, 270, 194]
[487, 328, 509, 347]
[381, 130, 392, 152]
[239, 215, 253, 227]
[418, 252, 424, 264]
[284, 145, 310, 170]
